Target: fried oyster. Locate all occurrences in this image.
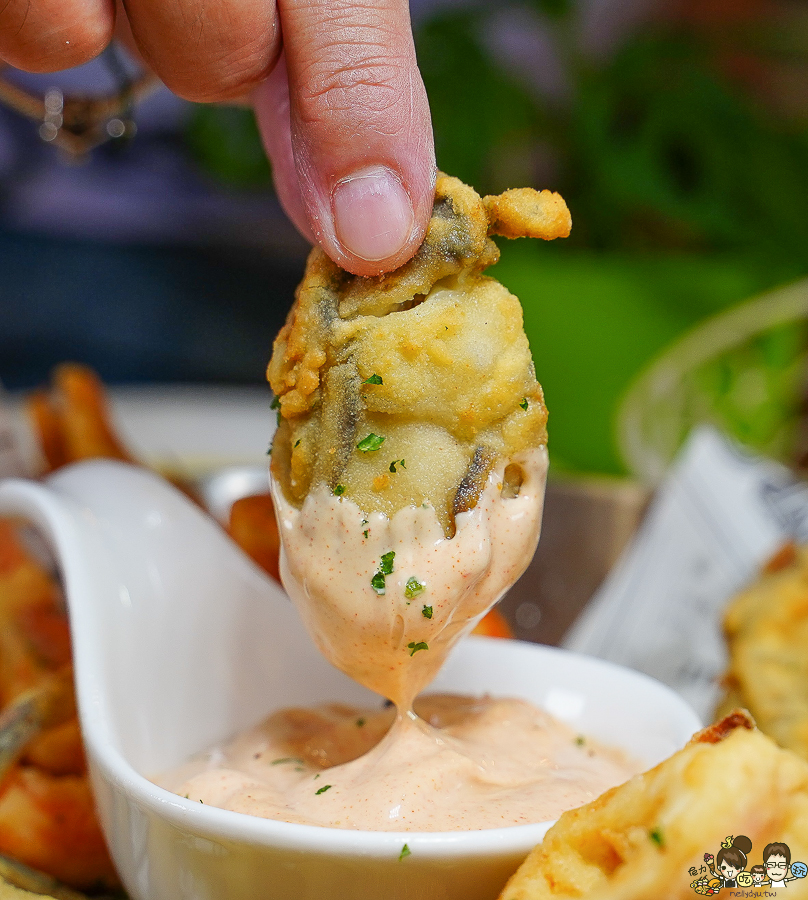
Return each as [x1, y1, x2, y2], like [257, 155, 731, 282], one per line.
[716, 543, 808, 760]
[498, 713, 808, 900]
[267, 174, 569, 535]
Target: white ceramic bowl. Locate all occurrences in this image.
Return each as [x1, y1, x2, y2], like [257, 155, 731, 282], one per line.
[0, 461, 700, 900]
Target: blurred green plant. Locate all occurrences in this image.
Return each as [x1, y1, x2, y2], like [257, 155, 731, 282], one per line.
[185, 105, 272, 189]
[415, 6, 808, 473]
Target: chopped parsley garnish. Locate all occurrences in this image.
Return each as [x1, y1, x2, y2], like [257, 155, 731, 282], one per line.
[270, 395, 282, 425]
[315, 784, 332, 795]
[357, 433, 385, 452]
[363, 530, 369, 539]
[407, 641, 429, 656]
[266, 444, 272, 456]
[356, 718, 366, 727]
[421, 605, 433, 619]
[371, 551, 395, 593]
[520, 398, 529, 411]
[405, 577, 425, 599]
[389, 459, 406, 473]
[649, 828, 664, 848]
[294, 439, 301, 448]
[271, 757, 304, 766]
[333, 484, 346, 496]
[362, 374, 383, 385]
[575, 735, 586, 746]
[184, 793, 189, 799]
[371, 572, 387, 594]
[399, 843, 411, 861]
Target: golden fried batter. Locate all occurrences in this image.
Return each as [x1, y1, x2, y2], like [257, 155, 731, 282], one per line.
[267, 174, 569, 535]
[498, 712, 808, 900]
[716, 542, 808, 760]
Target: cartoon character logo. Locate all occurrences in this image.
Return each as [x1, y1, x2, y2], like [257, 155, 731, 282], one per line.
[704, 835, 753, 889]
[763, 842, 808, 888]
[689, 837, 806, 893]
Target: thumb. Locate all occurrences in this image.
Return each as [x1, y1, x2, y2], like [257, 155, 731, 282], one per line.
[273, 0, 435, 276]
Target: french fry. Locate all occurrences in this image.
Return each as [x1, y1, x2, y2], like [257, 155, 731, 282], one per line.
[51, 364, 132, 465]
[23, 393, 66, 474]
[472, 607, 513, 638]
[227, 494, 281, 582]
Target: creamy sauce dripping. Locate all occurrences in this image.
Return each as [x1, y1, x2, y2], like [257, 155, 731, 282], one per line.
[273, 448, 548, 709]
[160, 446, 642, 828]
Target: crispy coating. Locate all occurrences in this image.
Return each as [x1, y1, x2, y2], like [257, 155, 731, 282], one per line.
[498, 713, 808, 900]
[715, 542, 808, 760]
[268, 174, 568, 535]
[483, 188, 571, 241]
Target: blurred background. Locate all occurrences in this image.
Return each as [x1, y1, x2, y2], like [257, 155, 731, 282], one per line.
[1, 0, 808, 481]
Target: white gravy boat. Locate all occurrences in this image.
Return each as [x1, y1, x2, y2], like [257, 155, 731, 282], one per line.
[0, 461, 700, 900]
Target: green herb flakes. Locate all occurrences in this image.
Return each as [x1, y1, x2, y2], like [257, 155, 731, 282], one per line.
[399, 843, 411, 861]
[405, 577, 425, 599]
[315, 784, 332, 795]
[265, 444, 272, 456]
[421, 605, 433, 619]
[362, 374, 383, 385]
[271, 757, 304, 766]
[574, 736, 586, 747]
[356, 718, 366, 727]
[520, 398, 529, 411]
[363, 530, 370, 539]
[294, 439, 301, 448]
[270, 395, 282, 426]
[389, 459, 406, 473]
[407, 641, 429, 656]
[371, 551, 395, 594]
[371, 572, 387, 594]
[333, 484, 346, 496]
[357, 433, 385, 452]
[649, 828, 664, 848]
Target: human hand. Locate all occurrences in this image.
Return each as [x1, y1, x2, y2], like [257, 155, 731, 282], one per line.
[0, 0, 436, 276]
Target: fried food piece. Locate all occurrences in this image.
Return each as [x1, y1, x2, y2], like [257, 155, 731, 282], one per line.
[0, 767, 118, 891]
[227, 494, 281, 582]
[268, 174, 567, 536]
[472, 606, 513, 638]
[716, 542, 808, 760]
[498, 712, 808, 900]
[0, 522, 116, 890]
[25, 364, 133, 474]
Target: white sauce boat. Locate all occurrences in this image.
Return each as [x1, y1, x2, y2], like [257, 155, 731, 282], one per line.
[0, 461, 700, 900]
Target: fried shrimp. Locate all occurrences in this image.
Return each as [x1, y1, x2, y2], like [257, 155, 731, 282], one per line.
[268, 173, 569, 536]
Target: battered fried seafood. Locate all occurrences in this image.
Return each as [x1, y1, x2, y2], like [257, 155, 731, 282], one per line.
[498, 712, 808, 900]
[268, 173, 568, 537]
[716, 542, 808, 760]
[267, 175, 568, 704]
